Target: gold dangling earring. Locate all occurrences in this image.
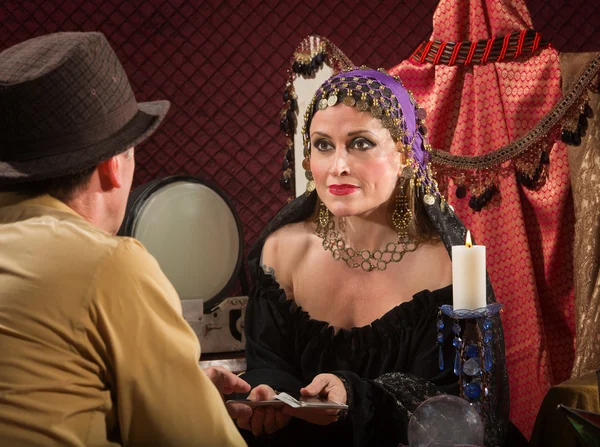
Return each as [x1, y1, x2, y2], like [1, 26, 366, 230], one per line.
[305, 173, 315, 194]
[303, 157, 316, 194]
[316, 200, 331, 237]
[392, 188, 412, 240]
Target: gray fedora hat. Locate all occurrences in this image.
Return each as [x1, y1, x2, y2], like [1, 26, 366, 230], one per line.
[0, 32, 170, 183]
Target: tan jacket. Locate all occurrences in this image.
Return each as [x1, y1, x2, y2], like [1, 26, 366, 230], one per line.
[0, 194, 246, 447]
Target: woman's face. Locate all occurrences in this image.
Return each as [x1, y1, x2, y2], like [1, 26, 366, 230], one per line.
[309, 104, 403, 218]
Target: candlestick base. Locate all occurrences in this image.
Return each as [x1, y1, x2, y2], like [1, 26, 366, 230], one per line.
[436, 303, 505, 414]
[440, 303, 504, 319]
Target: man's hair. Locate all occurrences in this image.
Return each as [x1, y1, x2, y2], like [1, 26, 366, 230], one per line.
[0, 165, 96, 202]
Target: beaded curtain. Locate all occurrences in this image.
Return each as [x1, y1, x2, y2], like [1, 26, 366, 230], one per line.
[0, 0, 598, 439]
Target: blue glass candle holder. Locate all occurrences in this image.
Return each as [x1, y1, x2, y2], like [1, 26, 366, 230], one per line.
[436, 303, 504, 412]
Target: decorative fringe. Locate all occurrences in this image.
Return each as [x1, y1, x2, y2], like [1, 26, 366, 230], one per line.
[292, 51, 326, 76]
[515, 148, 552, 190]
[433, 55, 600, 210]
[279, 36, 354, 195]
[560, 101, 593, 146]
[468, 184, 498, 212]
[279, 145, 294, 191]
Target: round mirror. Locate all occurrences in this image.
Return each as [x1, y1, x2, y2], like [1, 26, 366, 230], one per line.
[119, 176, 244, 311]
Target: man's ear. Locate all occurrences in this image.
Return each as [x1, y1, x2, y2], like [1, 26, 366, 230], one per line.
[97, 155, 122, 190]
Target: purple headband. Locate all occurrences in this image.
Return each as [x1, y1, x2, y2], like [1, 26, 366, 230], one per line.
[302, 68, 439, 202]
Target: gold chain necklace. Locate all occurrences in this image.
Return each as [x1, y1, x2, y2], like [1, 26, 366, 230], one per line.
[316, 218, 420, 272]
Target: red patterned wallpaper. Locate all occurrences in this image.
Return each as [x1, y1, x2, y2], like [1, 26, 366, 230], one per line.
[0, 0, 439, 252]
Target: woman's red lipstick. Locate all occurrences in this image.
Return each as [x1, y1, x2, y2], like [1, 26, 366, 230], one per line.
[328, 184, 358, 196]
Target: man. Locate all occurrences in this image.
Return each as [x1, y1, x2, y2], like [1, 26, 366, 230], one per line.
[0, 32, 249, 446]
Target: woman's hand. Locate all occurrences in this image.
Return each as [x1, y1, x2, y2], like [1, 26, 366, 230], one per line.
[283, 373, 347, 425]
[236, 384, 292, 436]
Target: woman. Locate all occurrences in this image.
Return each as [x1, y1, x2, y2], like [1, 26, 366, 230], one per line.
[235, 68, 509, 446]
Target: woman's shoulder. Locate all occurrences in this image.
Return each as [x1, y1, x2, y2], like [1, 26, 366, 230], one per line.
[260, 221, 316, 292]
[263, 221, 314, 258]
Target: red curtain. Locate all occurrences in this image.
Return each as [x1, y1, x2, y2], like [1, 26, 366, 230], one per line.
[390, 0, 576, 437]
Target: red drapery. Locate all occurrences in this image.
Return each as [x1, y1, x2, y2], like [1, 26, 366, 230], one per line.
[390, 0, 576, 437]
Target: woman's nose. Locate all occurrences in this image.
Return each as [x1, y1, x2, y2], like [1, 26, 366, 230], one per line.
[329, 150, 350, 176]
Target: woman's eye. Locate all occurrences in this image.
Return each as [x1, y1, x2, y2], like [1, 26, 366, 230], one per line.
[313, 139, 333, 151]
[351, 138, 374, 150]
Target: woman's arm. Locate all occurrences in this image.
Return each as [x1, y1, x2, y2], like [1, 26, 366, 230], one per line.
[242, 231, 304, 392]
[241, 275, 304, 391]
[236, 231, 310, 439]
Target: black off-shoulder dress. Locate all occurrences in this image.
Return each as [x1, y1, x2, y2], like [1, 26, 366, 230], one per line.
[240, 191, 509, 447]
[242, 266, 458, 446]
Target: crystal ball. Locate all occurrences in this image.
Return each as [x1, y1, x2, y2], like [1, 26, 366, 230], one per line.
[407, 394, 484, 446]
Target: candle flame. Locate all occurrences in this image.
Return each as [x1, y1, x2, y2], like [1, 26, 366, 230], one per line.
[465, 230, 473, 248]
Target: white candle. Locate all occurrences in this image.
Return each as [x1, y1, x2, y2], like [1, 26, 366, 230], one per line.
[452, 230, 487, 310]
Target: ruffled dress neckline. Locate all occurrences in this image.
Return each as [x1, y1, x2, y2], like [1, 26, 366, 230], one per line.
[253, 266, 452, 350]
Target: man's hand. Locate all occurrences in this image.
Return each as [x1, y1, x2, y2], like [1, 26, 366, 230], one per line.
[235, 384, 291, 436]
[204, 366, 253, 421]
[282, 373, 347, 426]
[203, 366, 251, 396]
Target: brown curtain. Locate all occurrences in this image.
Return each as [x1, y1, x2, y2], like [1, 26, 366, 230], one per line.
[561, 52, 600, 378]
